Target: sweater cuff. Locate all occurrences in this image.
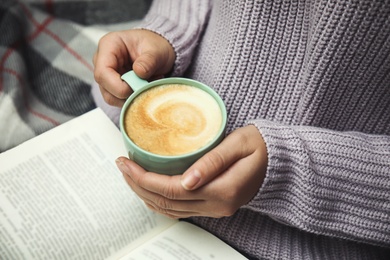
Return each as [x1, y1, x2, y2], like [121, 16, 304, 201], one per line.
[243, 120, 305, 225]
[136, 1, 211, 76]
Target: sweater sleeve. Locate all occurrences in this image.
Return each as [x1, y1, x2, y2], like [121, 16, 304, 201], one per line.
[245, 119, 390, 248]
[136, 0, 212, 76]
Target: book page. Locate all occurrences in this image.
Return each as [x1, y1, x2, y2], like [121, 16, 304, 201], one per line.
[0, 109, 176, 259]
[119, 221, 247, 260]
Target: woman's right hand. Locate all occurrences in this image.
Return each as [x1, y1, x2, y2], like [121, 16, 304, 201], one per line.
[93, 29, 176, 107]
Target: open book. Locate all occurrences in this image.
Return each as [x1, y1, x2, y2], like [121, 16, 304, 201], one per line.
[0, 108, 247, 260]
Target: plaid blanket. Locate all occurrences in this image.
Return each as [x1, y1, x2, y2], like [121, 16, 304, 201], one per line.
[0, 0, 151, 152]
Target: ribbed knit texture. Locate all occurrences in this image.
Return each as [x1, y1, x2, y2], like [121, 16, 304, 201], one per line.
[138, 0, 390, 259]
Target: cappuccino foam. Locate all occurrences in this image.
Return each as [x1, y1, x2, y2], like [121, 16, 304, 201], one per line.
[124, 84, 223, 156]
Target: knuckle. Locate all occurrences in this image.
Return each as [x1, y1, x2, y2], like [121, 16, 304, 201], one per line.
[118, 85, 131, 99]
[102, 92, 117, 106]
[142, 51, 156, 63]
[155, 196, 172, 210]
[231, 129, 250, 146]
[100, 31, 115, 43]
[160, 182, 177, 200]
[202, 150, 226, 172]
[133, 172, 147, 187]
[93, 70, 103, 84]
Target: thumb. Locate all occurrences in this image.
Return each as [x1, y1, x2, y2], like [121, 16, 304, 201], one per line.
[180, 135, 240, 191]
[132, 37, 175, 79]
[132, 51, 159, 79]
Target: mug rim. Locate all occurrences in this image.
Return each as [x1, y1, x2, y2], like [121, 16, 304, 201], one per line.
[119, 77, 227, 159]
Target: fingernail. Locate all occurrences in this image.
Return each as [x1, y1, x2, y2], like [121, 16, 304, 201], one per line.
[116, 158, 129, 175]
[181, 169, 201, 190]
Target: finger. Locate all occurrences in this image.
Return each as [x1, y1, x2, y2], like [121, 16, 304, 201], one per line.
[138, 190, 208, 217]
[134, 188, 211, 218]
[92, 51, 97, 67]
[123, 172, 210, 217]
[97, 79, 128, 107]
[95, 59, 132, 103]
[207, 146, 266, 212]
[180, 132, 247, 191]
[125, 30, 175, 79]
[117, 157, 254, 218]
[132, 51, 159, 79]
[144, 202, 200, 219]
[144, 196, 232, 219]
[117, 158, 210, 215]
[116, 157, 199, 200]
[93, 34, 133, 102]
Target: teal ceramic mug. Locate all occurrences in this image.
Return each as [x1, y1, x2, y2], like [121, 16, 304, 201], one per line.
[119, 71, 227, 175]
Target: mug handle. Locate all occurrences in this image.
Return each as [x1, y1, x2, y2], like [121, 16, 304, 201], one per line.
[121, 71, 149, 92]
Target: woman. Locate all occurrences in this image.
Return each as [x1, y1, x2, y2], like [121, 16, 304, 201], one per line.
[93, 1, 390, 259]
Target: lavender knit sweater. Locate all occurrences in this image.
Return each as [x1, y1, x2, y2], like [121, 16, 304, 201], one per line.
[101, 0, 390, 259]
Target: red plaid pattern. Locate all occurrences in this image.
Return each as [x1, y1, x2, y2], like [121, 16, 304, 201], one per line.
[0, 0, 149, 151]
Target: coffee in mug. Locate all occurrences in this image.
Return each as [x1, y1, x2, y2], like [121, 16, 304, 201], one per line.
[120, 71, 227, 175]
[123, 84, 223, 156]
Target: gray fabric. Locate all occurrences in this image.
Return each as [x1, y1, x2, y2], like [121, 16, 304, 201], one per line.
[94, 0, 390, 259]
[0, 0, 150, 152]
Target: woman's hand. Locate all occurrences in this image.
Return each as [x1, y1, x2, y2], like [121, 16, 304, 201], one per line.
[93, 29, 175, 107]
[116, 125, 268, 219]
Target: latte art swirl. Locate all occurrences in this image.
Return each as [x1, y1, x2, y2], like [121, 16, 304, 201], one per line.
[124, 84, 223, 156]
